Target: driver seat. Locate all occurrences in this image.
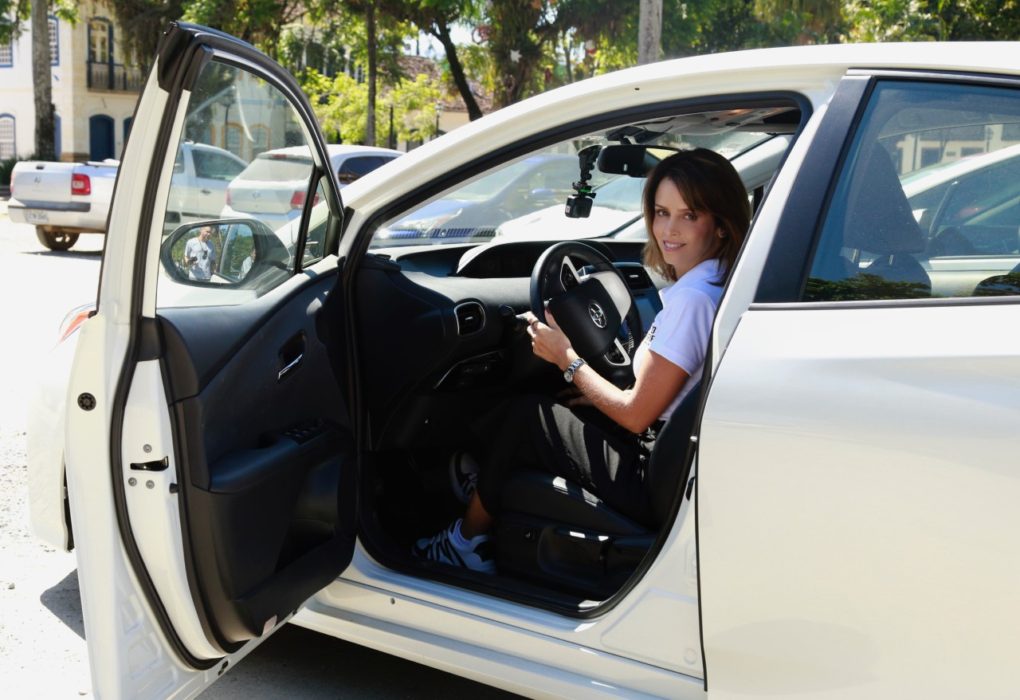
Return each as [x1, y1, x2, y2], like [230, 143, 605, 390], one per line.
[494, 382, 703, 599]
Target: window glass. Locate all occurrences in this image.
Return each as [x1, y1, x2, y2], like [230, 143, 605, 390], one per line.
[804, 81, 1020, 302]
[48, 17, 58, 65]
[369, 111, 786, 251]
[0, 41, 12, 67]
[337, 155, 395, 184]
[158, 61, 315, 308]
[0, 115, 14, 159]
[192, 148, 246, 181]
[88, 18, 109, 63]
[303, 179, 334, 266]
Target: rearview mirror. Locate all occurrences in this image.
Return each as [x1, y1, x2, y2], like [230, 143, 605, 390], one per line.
[597, 145, 670, 177]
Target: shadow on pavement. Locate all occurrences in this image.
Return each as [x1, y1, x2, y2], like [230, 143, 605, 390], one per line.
[40, 568, 85, 639]
[24, 249, 104, 259]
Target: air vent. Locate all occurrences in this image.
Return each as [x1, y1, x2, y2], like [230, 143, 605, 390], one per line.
[455, 301, 485, 335]
[619, 264, 654, 291]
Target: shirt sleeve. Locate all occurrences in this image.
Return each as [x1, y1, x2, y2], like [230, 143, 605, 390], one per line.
[647, 288, 717, 375]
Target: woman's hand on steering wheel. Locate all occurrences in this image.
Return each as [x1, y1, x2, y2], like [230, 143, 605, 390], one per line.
[523, 310, 574, 370]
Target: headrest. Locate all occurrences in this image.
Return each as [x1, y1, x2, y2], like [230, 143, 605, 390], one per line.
[841, 144, 925, 254]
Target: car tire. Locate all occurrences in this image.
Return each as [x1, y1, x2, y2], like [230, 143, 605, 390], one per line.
[36, 228, 80, 251]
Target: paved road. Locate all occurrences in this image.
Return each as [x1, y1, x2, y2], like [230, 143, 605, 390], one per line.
[0, 207, 517, 699]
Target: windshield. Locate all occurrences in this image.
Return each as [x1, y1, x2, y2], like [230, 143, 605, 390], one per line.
[370, 109, 789, 250]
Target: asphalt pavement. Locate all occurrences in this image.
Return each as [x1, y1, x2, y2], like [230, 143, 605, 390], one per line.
[0, 204, 517, 699]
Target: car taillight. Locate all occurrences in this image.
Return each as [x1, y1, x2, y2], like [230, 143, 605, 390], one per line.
[225, 188, 232, 206]
[290, 190, 322, 210]
[71, 173, 91, 196]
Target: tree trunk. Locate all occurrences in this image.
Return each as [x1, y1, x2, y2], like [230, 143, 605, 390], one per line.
[433, 21, 482, 120]
[365, 3, 377, 146]
[31, 0, 55, 160]
[638, 0, 662, 65]
[562, 31, 573, 83]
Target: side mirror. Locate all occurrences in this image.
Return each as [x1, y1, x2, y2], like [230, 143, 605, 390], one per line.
[160, 219, 291, 287]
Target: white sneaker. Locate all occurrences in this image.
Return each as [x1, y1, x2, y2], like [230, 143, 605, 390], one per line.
[449, 451, 479, 504]
[412, 519, 495, 574]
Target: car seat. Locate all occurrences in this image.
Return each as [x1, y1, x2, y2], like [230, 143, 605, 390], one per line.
[494, 382, 703, 599]
[841, 144, 932, 297]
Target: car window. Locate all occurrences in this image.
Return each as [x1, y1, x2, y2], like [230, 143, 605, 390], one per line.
[157, 60, 316, 308]
[192, 149, 246, 181]
[337, 155, 394, 184]
[804, 80, 1020, 301]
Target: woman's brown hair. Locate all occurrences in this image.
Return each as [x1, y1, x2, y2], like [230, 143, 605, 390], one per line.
[641, 148, 750, 283]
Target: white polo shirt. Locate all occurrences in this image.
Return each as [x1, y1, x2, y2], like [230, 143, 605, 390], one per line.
[632, 257, 725, 420]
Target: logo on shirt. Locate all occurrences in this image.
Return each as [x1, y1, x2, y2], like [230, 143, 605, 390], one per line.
[588, 302, 607, 328]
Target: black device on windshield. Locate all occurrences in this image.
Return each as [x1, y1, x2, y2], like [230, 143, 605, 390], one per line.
[565, 145, 601, 218]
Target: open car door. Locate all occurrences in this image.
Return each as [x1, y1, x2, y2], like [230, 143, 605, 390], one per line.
[64, 23, 356, 698]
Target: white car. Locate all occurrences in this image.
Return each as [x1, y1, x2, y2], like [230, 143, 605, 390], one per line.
[39, 23, 1020, 699]
[221, 144, 400, 234]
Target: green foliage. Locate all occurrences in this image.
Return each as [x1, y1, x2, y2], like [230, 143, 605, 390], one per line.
[843, 0, 1020, 42]
[302, 68, 440, 145]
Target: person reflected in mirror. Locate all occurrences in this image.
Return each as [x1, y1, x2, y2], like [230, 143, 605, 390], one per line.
[184, 225, 217, 281]
[240, 246, 257, 278]
[412, 149, 750, 574]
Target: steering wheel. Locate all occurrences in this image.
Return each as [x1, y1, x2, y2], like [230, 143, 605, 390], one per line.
[530, 241, 643, 387]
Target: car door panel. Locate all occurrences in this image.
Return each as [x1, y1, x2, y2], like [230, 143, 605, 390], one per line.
[158, 272, 354, 645]
[65, 22, 357, 695]
[699, 72, 1020, 697]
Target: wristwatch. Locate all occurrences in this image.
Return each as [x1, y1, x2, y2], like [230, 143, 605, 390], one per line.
[563, 358, 586, 383]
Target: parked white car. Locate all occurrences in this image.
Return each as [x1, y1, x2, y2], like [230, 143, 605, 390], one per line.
[221, 144, 400, 235]
[8, 159, 118, 250]
[39, 23, 1020, 699]
[9, 142, 246, 250]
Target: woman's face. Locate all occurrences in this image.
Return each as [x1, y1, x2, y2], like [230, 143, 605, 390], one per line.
[651, 178, 721, 278]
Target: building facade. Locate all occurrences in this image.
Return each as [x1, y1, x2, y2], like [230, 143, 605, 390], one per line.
[0, 1, 143, 162]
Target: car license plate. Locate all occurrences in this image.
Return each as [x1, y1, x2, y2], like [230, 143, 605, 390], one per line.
[26, 210, 49, 224]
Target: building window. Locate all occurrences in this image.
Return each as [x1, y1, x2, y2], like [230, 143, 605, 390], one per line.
[0, 41, 12, 67]
[48, 16, 58, 66]
[0, 114, 15, 159]
[88, 17, 111, 64]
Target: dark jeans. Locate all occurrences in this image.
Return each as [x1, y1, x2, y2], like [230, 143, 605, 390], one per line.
[473, 394, 655, 527]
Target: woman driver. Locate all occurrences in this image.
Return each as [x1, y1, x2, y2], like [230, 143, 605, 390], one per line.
[413, 148, 751, 573]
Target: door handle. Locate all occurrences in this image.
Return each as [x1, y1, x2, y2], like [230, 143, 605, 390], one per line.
[278, 332, 306, 382]
[278, 353, 303, 381]
[201, 188, 212, 195]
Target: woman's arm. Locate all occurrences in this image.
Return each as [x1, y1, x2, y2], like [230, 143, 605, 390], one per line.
[525, 311, 689, 434]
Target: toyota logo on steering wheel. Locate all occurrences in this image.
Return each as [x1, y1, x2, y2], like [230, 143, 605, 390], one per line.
[588, 302, 607, 329]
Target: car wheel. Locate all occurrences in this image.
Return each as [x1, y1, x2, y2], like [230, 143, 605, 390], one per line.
[36, 228, 80, 251]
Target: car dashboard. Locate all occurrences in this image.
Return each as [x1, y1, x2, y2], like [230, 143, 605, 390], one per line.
[353, 238, 665, 450]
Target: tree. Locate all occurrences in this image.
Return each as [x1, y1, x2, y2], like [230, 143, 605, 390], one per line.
[303, 68, 440, 145]
[31, 0, 57, 159]
[377, 0, 484, 120]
